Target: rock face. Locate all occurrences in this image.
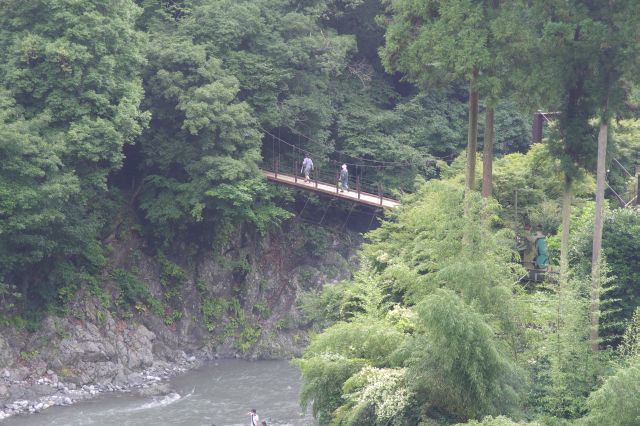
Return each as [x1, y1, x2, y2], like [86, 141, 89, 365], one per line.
[33, 311, 156, 385]
[0, 336, 15, 369]
[0, 221, 360, 408]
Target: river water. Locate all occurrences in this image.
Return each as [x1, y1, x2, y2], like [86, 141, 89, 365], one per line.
[3, 360, 313, 426]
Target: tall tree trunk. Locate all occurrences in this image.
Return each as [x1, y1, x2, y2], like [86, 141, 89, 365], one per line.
[466, 69, 480, 191]
[590, 117, 609, 352]
[560, 174, 572, 279]
[556, 174, 573, 354]
[482, 106, 494, 197]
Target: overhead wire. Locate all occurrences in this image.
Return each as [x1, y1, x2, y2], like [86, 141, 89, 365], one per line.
[259, 125, 455, 169]
[286, 125, 457, 165]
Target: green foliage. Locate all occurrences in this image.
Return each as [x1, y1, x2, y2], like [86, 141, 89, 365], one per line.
[525, 0, 640, 182]
[298, 181, 526, 425]
[298, 281, 359, 328]
[583, 359, 640, 426]
[380, 0, 492, 90]
[201, 297, 228, 332]
[300, 224, 332, 258]
[162, 309, 182, 326]
[200, 294, 262, 352]
[0, 0, 146, 308]
[158, 254, 186, 288]
[305, 319, 404, 365]
[138, 31, 278, 239]
[492, 144, 594, 232]
[111, 268, 152, 310]
[238, 325, 262, 354]
[517, 270, 605, 420]
[296, 354, 369, 426]
[0, 282, 21, 320]
[19, 350, 39, 362]
[620, 308, 640, 360]
[364, 181, 521, 326]
[334, 367, 413, 426]
[401, 289, 521, 420]
[299, 263, 394, 329]
[456, 416, 542, 426]
[559, 205, 640, 345]
[607, 120, 640, 200]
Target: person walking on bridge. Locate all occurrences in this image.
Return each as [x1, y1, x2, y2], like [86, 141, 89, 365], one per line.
[301, 156, 314, 183]
[339, 164, 349, 192]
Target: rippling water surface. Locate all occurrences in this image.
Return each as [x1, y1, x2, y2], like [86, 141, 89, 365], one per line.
[4, 360, 313, 426]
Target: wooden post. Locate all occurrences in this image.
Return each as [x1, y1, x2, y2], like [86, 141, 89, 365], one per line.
[532, 113, 543, 144]
[357, 175, 361, 199]
[275, 158, 279, 178]
[277, 139, 281, 178]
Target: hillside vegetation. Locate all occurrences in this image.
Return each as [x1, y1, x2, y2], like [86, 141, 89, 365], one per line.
[1, 1, 640, 424]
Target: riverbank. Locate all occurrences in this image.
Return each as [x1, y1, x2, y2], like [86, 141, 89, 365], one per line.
[0, 353, 201, 421]
[2, 360, 311, 426]
[0, 222, 361, 422]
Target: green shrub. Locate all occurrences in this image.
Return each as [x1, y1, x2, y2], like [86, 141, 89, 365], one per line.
[111, 268, 152, 309]
[584, 360, 640, 426]
[401, 289, 521, 420]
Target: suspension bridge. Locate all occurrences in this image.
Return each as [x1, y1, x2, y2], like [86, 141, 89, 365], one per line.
[260, 127, 404, 209]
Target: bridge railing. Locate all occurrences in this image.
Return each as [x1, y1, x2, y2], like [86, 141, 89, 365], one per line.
[264, 151, 398, 205]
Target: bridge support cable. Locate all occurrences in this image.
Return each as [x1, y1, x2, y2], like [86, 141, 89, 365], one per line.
[295, 192, 312, 223]
[368, 208, 381, 230]
[341, 203, 356, 231]
[319, 199, 334, 225]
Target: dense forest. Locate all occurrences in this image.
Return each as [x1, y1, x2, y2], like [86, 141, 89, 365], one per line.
[1, 0, 640, 425]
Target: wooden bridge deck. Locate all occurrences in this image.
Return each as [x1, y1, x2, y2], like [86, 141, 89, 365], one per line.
[261, 170, 400, 209]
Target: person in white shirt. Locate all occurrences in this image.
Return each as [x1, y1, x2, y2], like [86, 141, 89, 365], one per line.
[301, 156, 314, 182]
[248, 408, 259, 426]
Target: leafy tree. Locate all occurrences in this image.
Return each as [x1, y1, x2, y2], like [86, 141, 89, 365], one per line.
[138, 32, 289, 242]
[379, 0, 493, 191]
[456, 417, 542, 426]
[583, 308, 640, 425]
[520, 1, 640, 349]
[298, 180, 526, 424]
[0, 91, 78, 285]
[379, 0, 527, 194]
[563, 205, 640, 346]
[607, 120, 640, 204]
[571, 0, 640, 351]
[400, 289, 521, 420]
[182, 0, 356, 136]
[333, 366, 414, 426]
[135, 0, 363, 241]
[584, 359, 640, 426]
[491, 143, 594, 233]
[296, 319, 404, 425]
[0, 0, 148, 193]
[0, 0, 147, 305]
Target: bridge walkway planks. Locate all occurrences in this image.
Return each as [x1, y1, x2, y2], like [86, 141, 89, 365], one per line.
[261, 170, 400, 209]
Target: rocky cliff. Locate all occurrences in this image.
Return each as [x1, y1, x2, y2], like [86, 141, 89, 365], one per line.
[0, 220, 360, 416]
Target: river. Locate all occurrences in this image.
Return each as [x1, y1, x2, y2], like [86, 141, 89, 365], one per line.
[3, 360, 313, 426]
